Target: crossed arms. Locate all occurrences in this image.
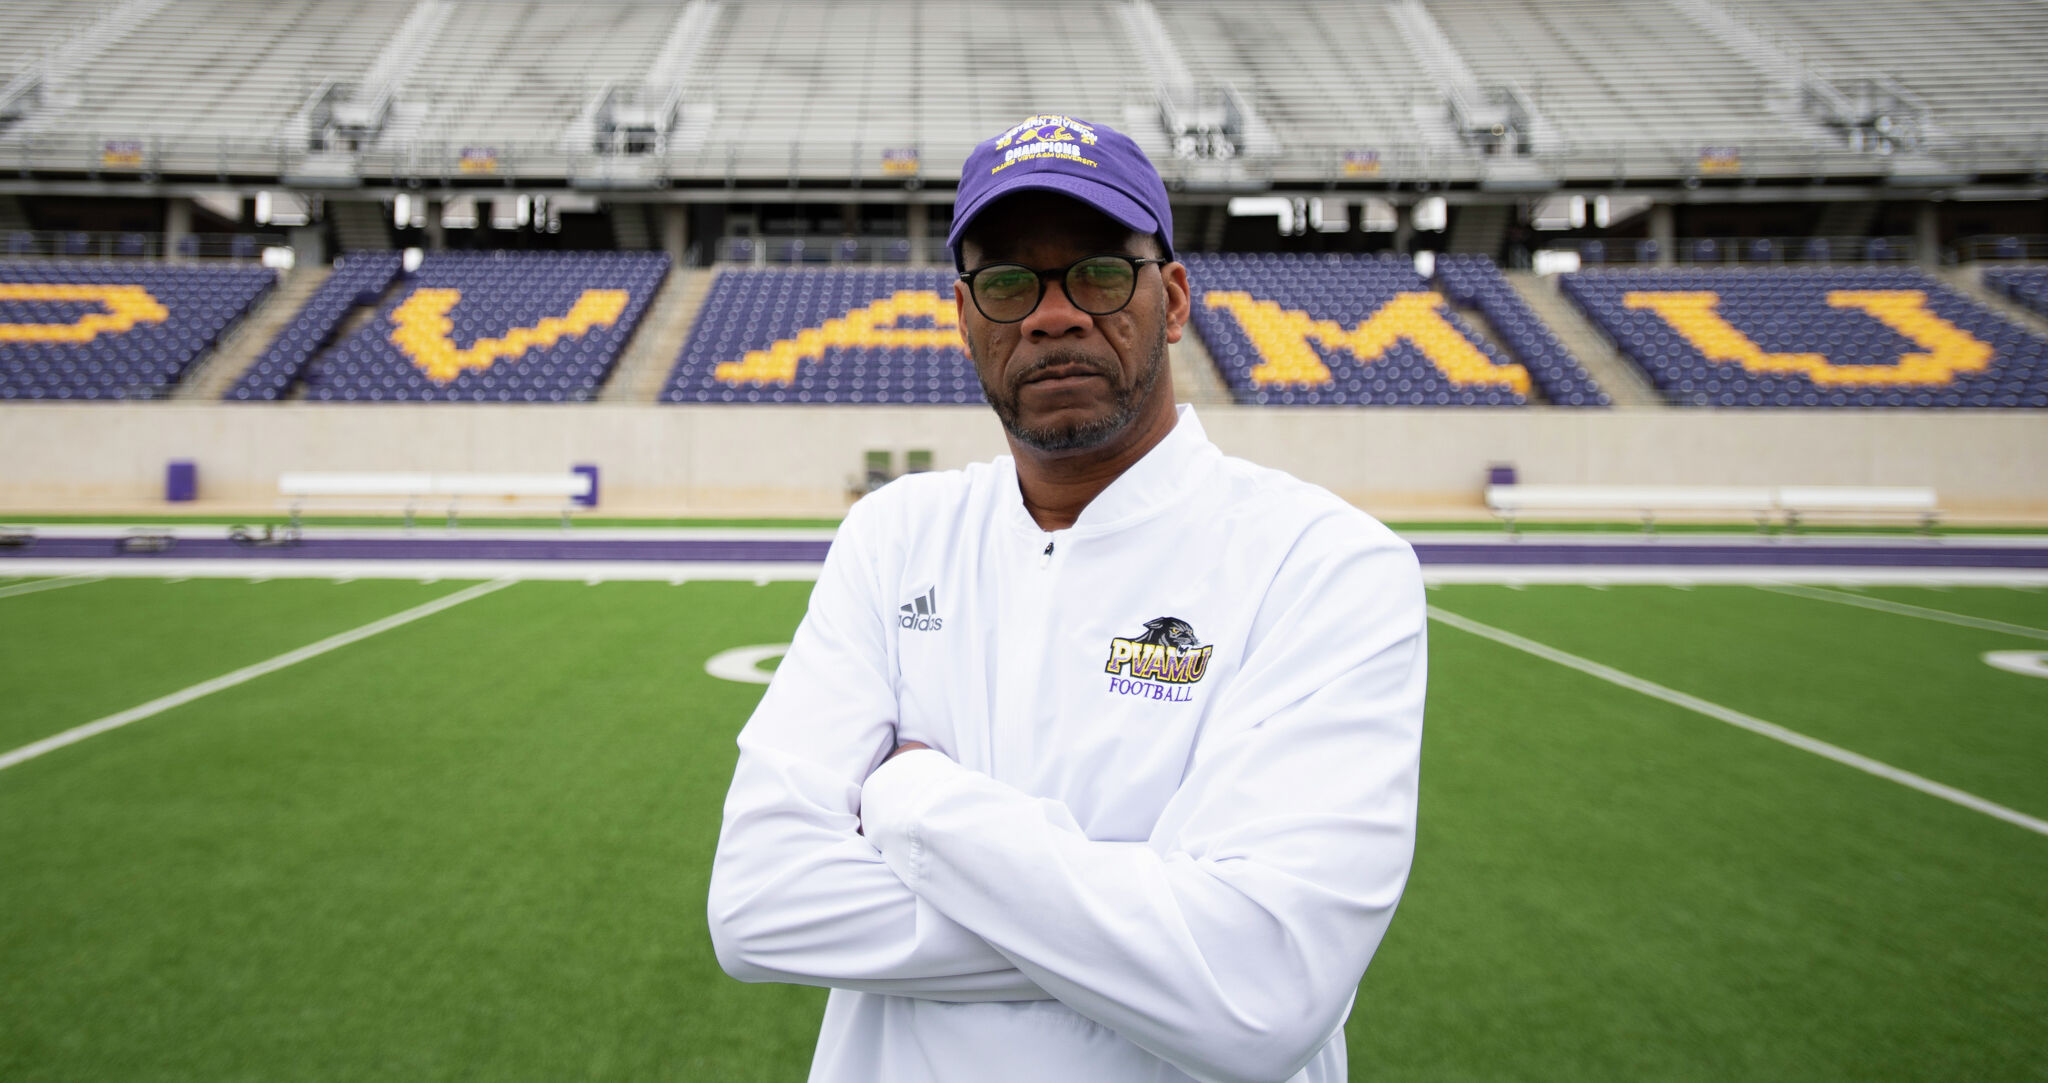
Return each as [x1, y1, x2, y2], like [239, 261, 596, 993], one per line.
[705, 510, 1426, 1083]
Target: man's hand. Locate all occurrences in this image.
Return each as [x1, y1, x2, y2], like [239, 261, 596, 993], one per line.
[860, 741, 933, 836]
[883, 740, 930, 763]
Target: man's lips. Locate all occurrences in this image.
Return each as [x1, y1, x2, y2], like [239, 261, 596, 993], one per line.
[1018, 363, 1110, 389]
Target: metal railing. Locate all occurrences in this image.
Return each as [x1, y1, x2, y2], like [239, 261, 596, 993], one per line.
[1574, 235, 1919, 266]
[1, 229, 289, 261]
[4, 123, 2044, 190]
[715, 235, 951, 266]
[1955, 235, 2048, 262]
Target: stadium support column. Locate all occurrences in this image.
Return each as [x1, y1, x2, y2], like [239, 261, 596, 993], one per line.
[164, 197, 192, 263]
[908, 202, 930, 264]
[424, 198, 445, 250]
[1649, 203, 1675, 265]
[1915, 202, 1941, 266]
[291, 226, 327, 269]
[661, 204, 688, 264]
[1394, 202, 1415, 255]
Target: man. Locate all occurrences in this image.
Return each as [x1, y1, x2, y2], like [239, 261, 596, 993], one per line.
[708, 113, 1426, 1083]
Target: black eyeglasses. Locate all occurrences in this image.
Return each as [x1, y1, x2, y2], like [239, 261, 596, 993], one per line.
[958, 254, 1168, 323]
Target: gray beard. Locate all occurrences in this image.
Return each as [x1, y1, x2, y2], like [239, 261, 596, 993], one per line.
[975, 328, 1168, 453]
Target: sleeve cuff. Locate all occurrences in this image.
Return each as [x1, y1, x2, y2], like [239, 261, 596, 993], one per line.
[860, 748, 960, 887]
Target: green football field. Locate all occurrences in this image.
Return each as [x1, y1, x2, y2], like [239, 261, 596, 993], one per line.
[2, 573, 2044, 1081]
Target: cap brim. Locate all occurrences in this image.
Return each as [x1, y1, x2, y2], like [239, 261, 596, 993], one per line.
[947, 171, 1161, 254]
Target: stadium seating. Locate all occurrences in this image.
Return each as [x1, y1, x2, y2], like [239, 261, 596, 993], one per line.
[298, 251, 667, 403]
[4, 0, 413, 145]
[1561, 268, 2048, 408]
[1721, 0, 2048, 148]
[1985, 268, 2048, 323]
[1184, 253, 1534, 406]
[227, 251, 402, 401]
[0, 260, 274, 400]
[663, 269, 983, 404]
[1433, 255, 1609, 406]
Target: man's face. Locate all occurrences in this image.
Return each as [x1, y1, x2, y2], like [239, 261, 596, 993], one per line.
[954, 191, 1190, 454]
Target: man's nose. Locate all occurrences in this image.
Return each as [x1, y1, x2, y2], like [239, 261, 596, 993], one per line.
[1021, 276, 1092, 340]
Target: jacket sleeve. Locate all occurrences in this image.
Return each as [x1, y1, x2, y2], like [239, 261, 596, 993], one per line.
[859, 528, 1426, 1082]
[705, 495, 1050, 1002]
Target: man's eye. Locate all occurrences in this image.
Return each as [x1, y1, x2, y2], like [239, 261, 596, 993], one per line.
[981, 271, 1036, 297]
[1075, 262, 1131, 287]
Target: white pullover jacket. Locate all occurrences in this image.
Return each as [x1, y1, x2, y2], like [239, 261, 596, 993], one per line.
[708, 406, 1426, 1083]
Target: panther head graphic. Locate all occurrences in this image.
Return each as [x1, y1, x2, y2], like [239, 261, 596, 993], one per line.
[1134, 617, 1201, 650]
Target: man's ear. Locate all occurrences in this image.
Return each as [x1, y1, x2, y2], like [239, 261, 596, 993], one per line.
[953, 279, 972, 350]
[1161, 261, 1191, 345]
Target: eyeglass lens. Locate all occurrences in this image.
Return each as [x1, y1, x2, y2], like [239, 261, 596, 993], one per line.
[973, 256, 1140, 322]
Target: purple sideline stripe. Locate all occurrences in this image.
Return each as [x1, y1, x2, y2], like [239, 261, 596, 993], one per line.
[4, 536, 2048, 568]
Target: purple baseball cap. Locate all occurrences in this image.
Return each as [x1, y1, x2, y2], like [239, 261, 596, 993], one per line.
[948, 113, 1174, 267]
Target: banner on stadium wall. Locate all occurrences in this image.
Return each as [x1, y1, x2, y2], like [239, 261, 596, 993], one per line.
[1342, 150, 1381, 177]
[1698, 147, 1741, 175]
[881, 148, 920, 176]
[459, 147, 500, 175]
[101, 141, 145, 168]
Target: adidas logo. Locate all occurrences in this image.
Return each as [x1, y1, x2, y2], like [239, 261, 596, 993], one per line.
[898, 586, 943, 631]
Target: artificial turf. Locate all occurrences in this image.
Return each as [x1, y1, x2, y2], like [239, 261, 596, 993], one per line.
[1, 580, 2042, 1080]
[7, 512, 2044, 536]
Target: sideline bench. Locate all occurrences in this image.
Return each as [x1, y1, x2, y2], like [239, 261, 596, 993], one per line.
[1775, 486, 1939, 533]
[1484, 484, 1940, 533]
[279, 471, 595, 529]
[1485, 484, 1776, 533]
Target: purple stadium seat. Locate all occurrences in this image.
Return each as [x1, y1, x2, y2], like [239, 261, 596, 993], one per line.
[662, 268, 984, 405]
[279, 250, 668, 404]
[0, 259, 275, 401]
[226, 251, 402, 402]
[1434, 255, 1611, 407]
[1182, 252, 1536, 407]
[1984, 267, 2048, 324]
[1561, 267, 2048, 408]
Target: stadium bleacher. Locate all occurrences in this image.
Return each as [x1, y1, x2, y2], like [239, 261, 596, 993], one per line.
[0, 260, 274, 400]
[1721, 0, 2048, 150]
[1985, 268, 2048, 324]
[294, 251, 667, 403]
[6, 0, 413, 144]
[1434, 255, 1609, 406]
[1563, 268, 2048, 408]
[663, 269, 981, 404]
[8, 0, 2038, 184]
[1185, 253, 1535, 406]
[227, 251, 402, 402]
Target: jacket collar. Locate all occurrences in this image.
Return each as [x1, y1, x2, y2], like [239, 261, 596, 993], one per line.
[1001, 404, 1218, 536]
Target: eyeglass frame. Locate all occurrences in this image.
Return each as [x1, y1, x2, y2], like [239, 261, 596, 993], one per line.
[956, 253, 1170, 324]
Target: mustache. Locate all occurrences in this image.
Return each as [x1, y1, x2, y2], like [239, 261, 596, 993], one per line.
[1008, 350, 1118, 391]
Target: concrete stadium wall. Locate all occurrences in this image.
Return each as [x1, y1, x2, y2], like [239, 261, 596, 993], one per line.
[2, 404, 2045, 519]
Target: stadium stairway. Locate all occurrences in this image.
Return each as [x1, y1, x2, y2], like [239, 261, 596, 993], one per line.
[1447, 204, 1510, 256]
[330, 201, 393, 251]
[1505, 271, 1665, 407]
[610, 206, 655, 253]
[1168, 325, 1234, 406]
[0, 195, 29, 235]
[1937, 266, 2048, 337]
[604, 266, 713, 403]
[176, 264, 329, 400]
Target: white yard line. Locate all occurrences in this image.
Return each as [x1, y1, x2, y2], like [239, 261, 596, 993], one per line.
[0, 578, 516, 773]
[1426, 604, 2048, 840]
[1755, 583, 2048, 643]
[0, 575, 103, 600]
[0, 559, 828, 582]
